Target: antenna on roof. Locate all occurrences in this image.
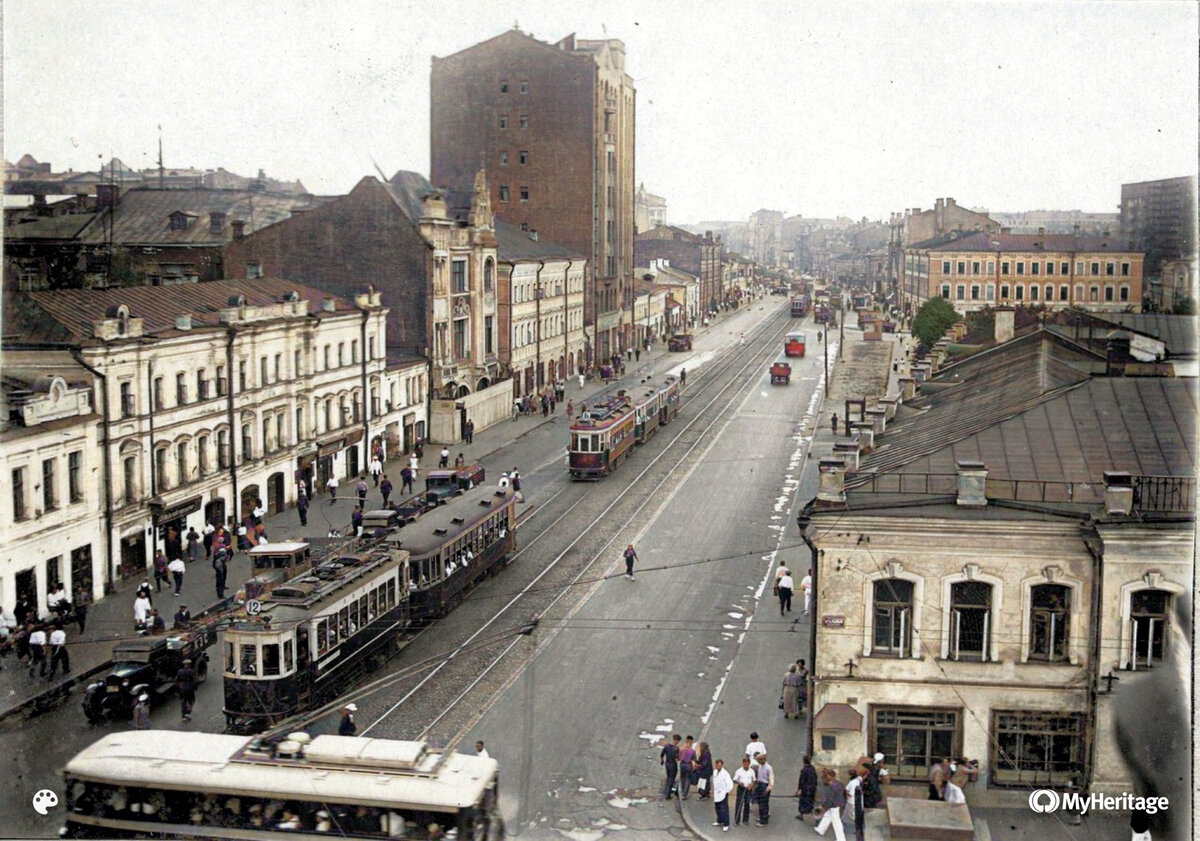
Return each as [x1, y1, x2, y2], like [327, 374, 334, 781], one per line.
[370, 156, 389, 186]
[157, 125, 164, 190]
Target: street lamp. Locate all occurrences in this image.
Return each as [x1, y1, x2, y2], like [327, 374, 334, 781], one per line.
[796, 511, 818, 759]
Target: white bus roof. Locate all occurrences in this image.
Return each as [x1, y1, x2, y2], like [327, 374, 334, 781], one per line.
[63, 731, 497, 810]
[249, 542, 309, 554]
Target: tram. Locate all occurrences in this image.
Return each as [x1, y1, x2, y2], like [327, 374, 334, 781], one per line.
[784, 331, 807, 357]
[568, 375, 680, 480]
[790, 295, 809, 317]
[61, 730, 503, 839]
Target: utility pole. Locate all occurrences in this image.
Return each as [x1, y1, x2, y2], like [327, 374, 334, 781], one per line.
[796, 511, 818, 760]
[157, 125, 164, 190]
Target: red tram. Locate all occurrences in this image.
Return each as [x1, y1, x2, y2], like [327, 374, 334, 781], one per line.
[569, 376, 681, 480]
[784, 331, 807, 357]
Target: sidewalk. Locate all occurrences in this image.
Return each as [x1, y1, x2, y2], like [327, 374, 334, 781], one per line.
[0, 302, 769, 723]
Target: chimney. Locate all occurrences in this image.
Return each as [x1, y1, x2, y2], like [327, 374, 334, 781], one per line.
[174, 313, 192, 330]
[209, 211, 226, 235]
[1103, 471, 1134, 515]
[956, 460, 988, 507]
[96, 183, 118, 210]
[817, 458, 846, 503]
[1106, 331, 1130, 376]
[231, 219, 246, 240]
[994, 306, 1015, 343]
[322, 298, 337, 312]
[946, 197, 956, 207]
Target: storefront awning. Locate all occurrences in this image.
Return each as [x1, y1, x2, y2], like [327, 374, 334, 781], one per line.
[812, 703, 864, 731]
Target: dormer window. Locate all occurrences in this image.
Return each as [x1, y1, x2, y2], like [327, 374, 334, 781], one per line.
[168, 211, 193, 231]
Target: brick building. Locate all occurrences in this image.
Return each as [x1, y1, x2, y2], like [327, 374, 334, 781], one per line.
[634, 225, 723, 315]
[431, 29, 636, 365]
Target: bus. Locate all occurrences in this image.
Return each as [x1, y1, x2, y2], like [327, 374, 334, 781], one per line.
[784, 331, 807, 357]
[61, 730, 502, 839]
[790, 295, 810, 317]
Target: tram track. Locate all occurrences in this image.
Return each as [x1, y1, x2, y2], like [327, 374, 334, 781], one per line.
[340, 305, 803, 747]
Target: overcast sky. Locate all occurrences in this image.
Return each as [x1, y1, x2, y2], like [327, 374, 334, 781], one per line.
[5, 0, 1196, 223]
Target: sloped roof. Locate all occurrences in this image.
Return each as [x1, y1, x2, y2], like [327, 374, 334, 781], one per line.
[386, 171, 437, 223]
[78, 188, 315, 246]
[494, 220, 580, 261]
[1102, 313, 1197, 358]
[923, 230, 1136, 254]
[7, 278, 355, 345]
[4, 213, 99, 240]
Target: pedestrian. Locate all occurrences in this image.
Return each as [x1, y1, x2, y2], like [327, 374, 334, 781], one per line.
[133, 591, 151, 630]
[464, 419, 474, 444]
[168, 556, 186, 596]
[928, 757, 950, 800]
[153, 550, 169, 592]
[326, 474, 339, 501]
[252, 499, 266, 525]
[782, 663, 803, 719]
[513, 397, 522, 421]
[176, 658, 197, 721]
[635, 348, 641, 362]
[380, 475, 393, 507]
[46, 624, 70, 678]
[846, 764, 868, 841]
[940, 775, 966, 805]
[623, 544, 638, 580]
[26, 623, 48, 677]
[511, 468, 523, 502]
[733, 755, 756, 826]
[802, 568, 813, 614]
[541, 393, 549, 417]
[778, 568, 794, 614]
[165, 526, 183, 562]
[796, 755, 819, 822]
[813, 767, 847, 841]
[339, 703, 358, 736]
[369, 454, 383, 486]
[660, 733, 681, 799]
[414, 439, 424, 459]
[439, 447, 449, 468]
[863, 753, 889, 809]
[400, 466, 414, 495]
[567, 400, 574, 419]
[352, 506, 364, 537]
[297, 490, 309, 526]
[187, 528, 203, 564]
[203, 520, 216, 558]
[148, 607, 165, 634]
[694, 741, 714, 800]
[680, 367, 687, 386]
[212, 548, 228, 600]
[72, 584, 90, 635]
[409, 452, 419, 476]
[711, 758, 733, 831]
[1130, 806, 1152, 841]
[173, 605, 191, 630]
[753, 752, 775, 825]
[475, 740, 489, 758]
[745, 731, 767, 762]
[356, 476, 368, 506]
[454, 453, 465, 469]
[678, 736, 697, 800]
[132, 693, 151, 730]
[831, 412, 839, 434]
[578, 372, 585, 389]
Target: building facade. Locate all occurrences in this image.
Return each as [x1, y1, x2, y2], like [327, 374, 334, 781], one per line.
[431, 29, 636, 364]
[1119, 176, 1197, 278]
[1, 279, 425, 603]
[634, 225, 723, 315]
[635, 183, 667, 232]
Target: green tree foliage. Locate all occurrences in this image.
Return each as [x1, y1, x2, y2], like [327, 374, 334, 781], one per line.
[1172, 297, 1196, 315]
[912, 297, 959, 350]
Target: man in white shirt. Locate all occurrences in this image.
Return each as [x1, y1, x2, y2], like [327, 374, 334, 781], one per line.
[133, 593, 151, 628]
[744, 732, 767, 764]
[47, 624, 70, 677]
[475, 740, 489, 758]
[326, 475, 339, 500]
[168, 557, 186, 596]
[732, 755, 757, 826]
[28, 625, 48, 677]
[941, 778, 966, 804]
[778, 570, 795, 614]
[801, 569, 813, 614]
[753, 753, 775, 826]
[711, 758, 734, 831]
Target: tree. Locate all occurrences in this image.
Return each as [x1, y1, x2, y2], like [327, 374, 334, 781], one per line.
[1172, 297, 1196, 316]
[912, 297, 959, 351]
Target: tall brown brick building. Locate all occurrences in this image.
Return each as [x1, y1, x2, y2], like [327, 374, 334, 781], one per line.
[634, 225, 724, 316]
[431, 29, 635, 363]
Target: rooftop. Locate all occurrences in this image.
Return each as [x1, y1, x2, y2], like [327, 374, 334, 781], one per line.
[921, 230, 1137, 254]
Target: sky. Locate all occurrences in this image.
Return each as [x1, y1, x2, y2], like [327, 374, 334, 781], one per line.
[4, 0, 1197, 224]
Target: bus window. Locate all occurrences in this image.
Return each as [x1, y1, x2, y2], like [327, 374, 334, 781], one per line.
[240, 644, 258, 675]
[262, 643, 280, 676]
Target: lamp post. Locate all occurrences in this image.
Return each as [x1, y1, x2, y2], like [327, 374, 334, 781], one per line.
[796, 511, 818, 759]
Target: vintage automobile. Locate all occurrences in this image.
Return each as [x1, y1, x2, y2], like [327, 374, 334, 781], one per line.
[667, 333, 694, 352]
[770, 360, 792, 385]
[424, 463, 486, 506]
[82, 631, 213, 723]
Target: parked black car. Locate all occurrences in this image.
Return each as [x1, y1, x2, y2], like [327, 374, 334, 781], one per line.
[82, 631, 213, 723]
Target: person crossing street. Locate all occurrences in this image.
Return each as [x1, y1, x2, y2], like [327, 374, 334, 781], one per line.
[623, 544, 638, 580]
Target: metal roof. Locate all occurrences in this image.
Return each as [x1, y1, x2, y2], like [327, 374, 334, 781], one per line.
[1101, 313, 1197, 358]
[387, 484, 514, 557]
[920, 230, 1137, 254]
[494, 220, 582, 261]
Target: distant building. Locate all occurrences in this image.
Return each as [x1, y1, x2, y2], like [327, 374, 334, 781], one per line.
[747, 209, 784, 267]
[1119, 176, 1197, 278]
[985, 209, 1119, 236]
[431, 29, 636, 364]
[634, 225, 723, 314]
[635, 183, 667, 232]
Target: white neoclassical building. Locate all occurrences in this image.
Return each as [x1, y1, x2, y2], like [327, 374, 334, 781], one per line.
[1, 278, 425, 613]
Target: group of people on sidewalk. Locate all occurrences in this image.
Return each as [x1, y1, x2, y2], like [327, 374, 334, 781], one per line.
[660, 731, 781, 831]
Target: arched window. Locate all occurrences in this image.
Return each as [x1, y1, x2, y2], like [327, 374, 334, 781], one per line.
[1029, 584, 1070, 662]
[873, 579, 913, 657]
[484, 258, 495, 291]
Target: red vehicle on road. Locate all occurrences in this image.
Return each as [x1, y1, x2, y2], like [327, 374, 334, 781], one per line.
[784, 331, 807, 357]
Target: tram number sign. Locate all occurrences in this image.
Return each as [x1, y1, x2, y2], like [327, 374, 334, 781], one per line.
[821, 615, 845, 628]
[246, 599, 263, 616]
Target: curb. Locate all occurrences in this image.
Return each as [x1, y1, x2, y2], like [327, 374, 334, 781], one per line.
[0, 660, 112, 723]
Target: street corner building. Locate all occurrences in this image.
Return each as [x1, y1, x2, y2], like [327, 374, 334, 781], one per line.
[799, 324, 1193, 800]
[1, 279, 427, 613]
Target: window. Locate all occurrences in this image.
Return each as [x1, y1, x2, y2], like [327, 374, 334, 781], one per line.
[1016, 262, 1025, 276]
[453, 319, 468, 359]
[69, 451, 83, 503]
[239, 360, 248, 391]
[1061, 262, 1069, 275]
[485, 315, 494, 355]
[176, 441, 188, 485]
[1120, 285, 1129, 302]
[262, 644, 280, 676]
[484, 259, 494, 292]
[970, 285, 980, 300]
[940, 284, 950, 299]
[283, 639, 294, 672]
[368, 337, 375, 360]
[519, 150, 528, 165]
[123, 456, 137, 504]
[985, 283, 995, 299]
[972, 261, 980, 275]
[1121, 262, 1130, 277]
[337, 343, 345, 367]
[1029, 584, 1070, 662]
[1032, 262, 1041, 276]
[1029, 285, 1038, 301]
[1001, 261, 1010, 275]
[956, 261, 965, 275]
[241, 424, 253, 463]
[216, 365, 227, 396]
[987, 261, 995, 274]
[351, 340, 358, 363]
[197, 435, 209, 475]
[1089, 286, 1099, 301]
[175, 372, 187, 405]
[1000, 284, 1010, 300]
[296, 407, 305, 440]
[196, 369, 208, 400]
[452, 261, 467, 293]
[1104, 286, 1114, 302]
[519, 114, 528, 129]
[42, 458, 57, 510]
[12, 467, 26, 520]
[294, 349, 302, 377]
[1060, 285, 1069, 301]
[1130, 589, 1170, 666]
[323, 345, 331, 370]
[153, 377, 164, 410]
[274, 353, 282, 380]
[1090, 262, 1100, 275]
[120, 382, 134, 418]
[519, 80, 528, 94]
[499, 115, 507, 129]
[955, 285, 965, 300]
[245, 262, 263, 279]
[520, 186, 529, 202]
[993, 711, 1084, 786]
[1046, 261, 1055, 276]
[1044, 284, 1053, 301]
[941, 261, 951, 274]
[240, 644, 258, 675]
[499, 80, 508, 93]
[872, 708, 959, 781]
[873, 579, 913, 657]
[499, 185, 510, 202]
[949, 581, 992, 661]
[155, 447, 168, 491]
[1105, 262, 1115, 276]
[499, 151, 508, 166]
[276, 414, 286, 449]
